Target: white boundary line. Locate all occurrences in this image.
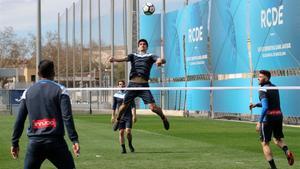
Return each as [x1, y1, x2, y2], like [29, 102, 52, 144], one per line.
[67, 86, 300, 91]
[216, 119, 300, 128]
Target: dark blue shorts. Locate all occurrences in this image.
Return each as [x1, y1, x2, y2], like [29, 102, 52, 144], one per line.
[119, 118, 133, 130]
[260, 115, 284, 142]
[24, 138, 75, 169]
[124, 82, 155, 105]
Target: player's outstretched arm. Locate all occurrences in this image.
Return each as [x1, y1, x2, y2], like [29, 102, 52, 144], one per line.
[109, 56, 129, 63]
[255, 103, 262, 107]
[249, 102, 262, 110]
[156, 58, 166, 67]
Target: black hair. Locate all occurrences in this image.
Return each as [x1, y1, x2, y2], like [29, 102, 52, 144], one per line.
[38, 59, 55, 79]
[138, 39, 148, 47]
[259, 70, 271, 80]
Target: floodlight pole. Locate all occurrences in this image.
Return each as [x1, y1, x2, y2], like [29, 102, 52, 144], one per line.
[36, 0, 42, 82]
[111, 0, 115, 88]
[65, 8, 69, 87]
[247, 0, 255, 121]
[126, 0, 134, 83]
[136, 0, 139, 41]
[73, 2, 76, 88]
[98, 0, 102, 103]
[184, 0, 189, 6]
[80, 0, 83, 87]
[89, 0, 92, 88]
[89, 0, 93, 114]
[123, 0, 128, 83]
[57, 13, 60, 83]
[161, 0, 166, 109]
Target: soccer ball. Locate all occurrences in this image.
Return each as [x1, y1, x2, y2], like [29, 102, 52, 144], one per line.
[143, 3, 155, 15]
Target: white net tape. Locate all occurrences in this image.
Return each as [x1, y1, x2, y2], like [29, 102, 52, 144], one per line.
[67, 86, 300, 91]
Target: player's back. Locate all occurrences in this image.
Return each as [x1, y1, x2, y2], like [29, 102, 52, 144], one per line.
[24, 79, 66, 140]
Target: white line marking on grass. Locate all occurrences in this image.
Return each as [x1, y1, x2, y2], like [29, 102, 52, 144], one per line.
[215, 119, 300, 128]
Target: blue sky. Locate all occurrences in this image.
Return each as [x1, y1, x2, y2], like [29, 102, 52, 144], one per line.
[0, 0, 76, 37]
[0, 0, 200, 44]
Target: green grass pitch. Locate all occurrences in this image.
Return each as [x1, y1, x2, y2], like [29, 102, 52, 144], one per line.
[0, 114, 299, 169]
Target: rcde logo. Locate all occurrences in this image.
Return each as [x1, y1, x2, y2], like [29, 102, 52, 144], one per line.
[261, 5, 284, 28]
[188, 26, 203, 43]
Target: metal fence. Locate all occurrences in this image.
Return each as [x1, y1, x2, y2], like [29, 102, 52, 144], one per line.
[0, 89, 24, 115]
[57, 0, 129, 88]
[0, 89, 113, 115]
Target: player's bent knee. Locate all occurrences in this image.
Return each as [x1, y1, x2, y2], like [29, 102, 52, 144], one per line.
[148, 104, 155, 110]
[149, 103, 160, 111]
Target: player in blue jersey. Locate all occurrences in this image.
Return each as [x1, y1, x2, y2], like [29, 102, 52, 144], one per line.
[109, 39, 169, 131]
[111, 80, 136, 154]
[250, 70, 294, 169]
[11, 60, 80, 169]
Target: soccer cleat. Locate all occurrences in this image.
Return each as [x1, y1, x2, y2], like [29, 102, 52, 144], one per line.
[121, 149, 127, 154]
[129, 144, 135, 153]
[112, 121, 119, 131]
[286, 151, 294, 166]
[162, 118, 170, 130]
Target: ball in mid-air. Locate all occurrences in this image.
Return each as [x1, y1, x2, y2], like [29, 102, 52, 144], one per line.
[143, 3, 155, 15]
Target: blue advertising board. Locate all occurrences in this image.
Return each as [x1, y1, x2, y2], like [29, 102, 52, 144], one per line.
[164, 1, 209, 78]
[210, 0, 249, 74]
[250, 1, 300, 70]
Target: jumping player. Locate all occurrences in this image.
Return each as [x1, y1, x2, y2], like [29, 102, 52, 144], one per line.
[250, 70, 294, 169]
[11, 60, 80, 169]
[111, 80, 136, 154]
[109, 39, 169, 131]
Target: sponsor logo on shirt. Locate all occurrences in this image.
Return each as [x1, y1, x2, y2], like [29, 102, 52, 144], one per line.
[32, 118, 57, 129]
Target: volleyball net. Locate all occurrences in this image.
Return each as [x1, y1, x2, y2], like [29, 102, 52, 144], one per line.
[64, 86, 300, 124]
[1, 86, 299, 124]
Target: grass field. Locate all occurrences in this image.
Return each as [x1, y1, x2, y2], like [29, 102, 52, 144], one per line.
[0, 114, 299, 169]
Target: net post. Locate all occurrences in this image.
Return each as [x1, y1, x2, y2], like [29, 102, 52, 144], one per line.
[89, 90, 92, 114]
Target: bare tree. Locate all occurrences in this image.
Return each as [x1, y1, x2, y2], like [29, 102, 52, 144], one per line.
[0, 26, 28, 67]
[0, 27, 29, 88]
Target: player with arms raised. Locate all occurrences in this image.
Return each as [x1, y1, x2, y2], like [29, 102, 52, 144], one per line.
[110, 39, 169, 131]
